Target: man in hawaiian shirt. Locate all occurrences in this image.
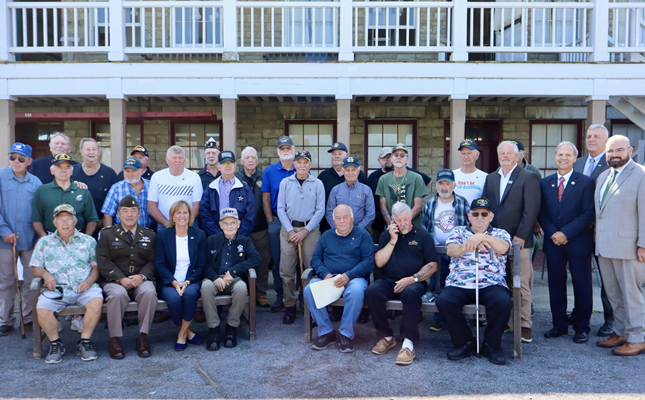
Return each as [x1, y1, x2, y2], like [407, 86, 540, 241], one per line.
[437, 198, 513, 366]
[31, 204, 103, 364]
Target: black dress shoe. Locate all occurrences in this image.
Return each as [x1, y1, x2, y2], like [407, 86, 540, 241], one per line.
[598, 322, 613, 337]
[271, 298, 285, 313]
[207, 328, 220, 351]
[574, 331, 589, 343]
[447, 339, 476, 361]
[283, 306, 296, 324]
[0, 325, 14, 336]
[224, 324, 238, 348]
[567, 311, 577, 325]
[544, 327, 568, 338]
[480, 342, 506, 366]
[357, 308, 370, 324]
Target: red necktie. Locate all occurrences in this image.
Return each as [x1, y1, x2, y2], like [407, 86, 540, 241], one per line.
[558, 177, 565, 202]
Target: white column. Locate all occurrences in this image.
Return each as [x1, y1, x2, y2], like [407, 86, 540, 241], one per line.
[222, 0, 239, 61]
[108, 0, 127, 61]
[449, 98, 466, 169]
[338, 0, 354, 62]
[589, 0, 609, 63]
[109, 99, 127, 169]
[0, 100, 16, 168]
[586, 99, 606, 130]
[0, 1, 15, 62]
[450, 0, 468, 62]
[222, 98, 237, 153]
[336, 99, 351, 147]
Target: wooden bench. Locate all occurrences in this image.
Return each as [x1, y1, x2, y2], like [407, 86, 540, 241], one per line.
[303, 243, 523, 360]
[30, 269, 257, 359]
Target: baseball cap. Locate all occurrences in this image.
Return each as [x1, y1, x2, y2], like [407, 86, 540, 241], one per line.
[218, 150, 236, 164]
[51, 153, 73, 166]
[277, 136, 294, 148]
[458, 138, 478, 151]
[436, 169, 455, 183]
[392, 143, 408, 154]
[118, 195, 139, 208]
[205, 138, 219, 149]
[343, 156, 360, 168]
[509, 140, 525, 151]
[470, 198, 493, 212]
[9, 143, 32, 158]
[123, 157, 142, 170]
[378, 147, 393, 159]
[294, 150, 312, 162]
[328, 142, 348, 153]
[130, 145, 149, 158]
[53, 204, 76, 218]
[220, 208, 239, 220]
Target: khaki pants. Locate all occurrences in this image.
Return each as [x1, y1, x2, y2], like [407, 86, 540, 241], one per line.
[249, 229, 271, 296]
[508, 248, 534, 329]
[279, 226, 320, 308]
[0, 248, 34, 326]
[103, 281, 157, 337]
[201, 277, 248, 328]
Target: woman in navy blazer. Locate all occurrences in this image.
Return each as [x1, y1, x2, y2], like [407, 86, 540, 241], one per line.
[155, 200, 207, 350]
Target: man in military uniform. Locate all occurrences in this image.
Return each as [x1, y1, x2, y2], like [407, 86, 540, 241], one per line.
[96, 195, 157, 359]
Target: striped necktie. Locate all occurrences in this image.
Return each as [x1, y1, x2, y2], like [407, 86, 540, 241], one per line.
[600, 171, 617, 207]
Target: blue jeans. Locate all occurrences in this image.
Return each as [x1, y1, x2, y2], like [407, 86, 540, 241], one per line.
[268, 219, 283, 299]
[304, 277, 368, 339]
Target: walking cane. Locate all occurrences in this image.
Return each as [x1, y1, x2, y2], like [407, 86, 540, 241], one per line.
[13, 239, 26, 339]
[475, 249, 480, 355]
[297, 243, 304, 276]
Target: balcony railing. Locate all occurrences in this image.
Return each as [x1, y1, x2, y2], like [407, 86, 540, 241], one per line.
[2, 0, 644, 63]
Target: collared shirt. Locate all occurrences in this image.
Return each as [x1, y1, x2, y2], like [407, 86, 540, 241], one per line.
[219, 177, 234, 211]
[0, 167, 42, 251]
[422, 193, 470, 245]
[277, 174, 325, 233]
[101, 178, 151, 227]
[325, 181, 375, 230]
[29, 229, 99, 292]
[261, 161, 296, 214]
[31, 180, 99, 233]
[584, 152, 605, 177]
[556, 169, 573, 190]
[218, 237, 236, 276]
[498, 164, 518, 201]
[599, 159, 631, 205]
[445, 225, 512, 290]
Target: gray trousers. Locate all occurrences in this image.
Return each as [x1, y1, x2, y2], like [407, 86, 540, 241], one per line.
[279, 226, 320, 308]
[103, 281, 157, 338]
[201, 277, 248, 328]
[249, 229, 271, 296]
[598, 256, 645, 343]
[0, 248, 34, 326]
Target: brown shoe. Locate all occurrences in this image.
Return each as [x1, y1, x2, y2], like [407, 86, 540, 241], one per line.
[109, 337, 125, 360]
[597, 333, 627, 348]
[153, 311, 171, 323]
[395, 347, 415, 365]
[612, 342, 645, 356]
[372, 337, 396, 355]
[521, 327, 533, 343]
[136, 333, 152, 358]
[256, 296, 270, 308]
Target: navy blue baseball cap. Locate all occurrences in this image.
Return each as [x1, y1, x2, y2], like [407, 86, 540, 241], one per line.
[509, 140, 525, 151]
[130, 145, 149, 158]
[470, 198, 493, 212]
[328, 142, 348, 153]
[9, 142, 32, 158]
[458, 138, 478, 151]
[294, 150, 312, 162]
[436, 169, 455, 183]
[277, 136, 294, 148]
[343, 156, 360, 168]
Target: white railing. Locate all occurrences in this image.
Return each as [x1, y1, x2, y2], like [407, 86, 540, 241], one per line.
[352, 2, 453, 52]
[237, 1, 340, 52]
[8, 2, 110, 53]
[608, 2, 645, 55]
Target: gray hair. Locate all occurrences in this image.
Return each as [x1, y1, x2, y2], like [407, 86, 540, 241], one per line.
[587, 124, 609, 138]
[166, 145, 185, 158]
[332, 204, 354, 220]
[50, 132, 72, 147]
[497, 141, 519, 155]
[79, 137, 101, 151]
[392, 202, 412, 219]
[241, 146, 258, 160]
[555, 141, 579, 157]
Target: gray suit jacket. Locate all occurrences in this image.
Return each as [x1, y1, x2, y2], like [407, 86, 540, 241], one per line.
[594, 160, 645, 259]
[573, 154, 609, 182]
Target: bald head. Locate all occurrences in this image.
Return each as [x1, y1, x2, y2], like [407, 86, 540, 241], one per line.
[333, 204, 355, 236]
[606, 135, 632, 169]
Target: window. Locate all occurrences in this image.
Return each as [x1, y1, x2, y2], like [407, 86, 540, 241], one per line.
[15, 123, 65, 160]
[125, 8, 142, 47]
[92, 123, 143, 168]
[367, 3, 416, 46]
[611, 121, 645, 160]
[285, 1, 337, 47]
[171, 122, 222, 170]
[444, 120, 501, 173]
[530, 121, 582, 177]
[365, 120, 416, 175]
[93, 8, 110, 47]
[174, 7, 222, 47]
[285, 120, 336, 177]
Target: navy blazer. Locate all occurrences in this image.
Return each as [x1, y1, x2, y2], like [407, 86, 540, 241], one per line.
[155, 226, 207, 286]
[538, 171, 595, 257]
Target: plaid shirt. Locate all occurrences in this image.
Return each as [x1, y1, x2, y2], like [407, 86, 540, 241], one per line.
[422, 193, 470, 240]
[101, 179, 151, 227]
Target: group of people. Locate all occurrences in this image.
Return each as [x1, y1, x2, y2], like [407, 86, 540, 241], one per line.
[0, 124, 643, 367]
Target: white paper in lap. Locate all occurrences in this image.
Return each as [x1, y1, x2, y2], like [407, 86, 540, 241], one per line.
[310, 275, 345, 309]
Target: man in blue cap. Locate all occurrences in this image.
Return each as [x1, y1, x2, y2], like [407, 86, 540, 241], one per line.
[117, 145, 155, 181]
[102, 157, 152, 228]
[0, 143, 42, 336]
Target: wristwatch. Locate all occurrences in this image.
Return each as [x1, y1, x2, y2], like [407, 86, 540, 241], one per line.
[413, 275, 419, 283]
[185, 280, 191, 286]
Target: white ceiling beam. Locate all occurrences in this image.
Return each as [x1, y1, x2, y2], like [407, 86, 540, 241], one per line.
[277, 96, 284, 103]
[188, 97, 201, 102]
[364, 96, 372, 102]
[421, 96, 432, 102]
[379, 96, 388, 102]
[306, 96, 312, 103]
[261, 96, 270, 103]
[291, 96, 299, 103]
[158, 97, 172, 102]
[54, 97, 71, 102]
[393, 96, 402, 102]
[497, 97, 510, 102]
[407, 96, 417, 102]
[174, 97, 186, 102]
[481, 96, 496, 102]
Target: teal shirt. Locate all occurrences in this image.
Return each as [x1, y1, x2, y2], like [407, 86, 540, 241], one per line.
[31, 181, 99, 234]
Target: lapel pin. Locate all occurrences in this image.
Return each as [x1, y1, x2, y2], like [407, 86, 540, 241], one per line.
[551, 184, 555, 187]
[571, 181, 576, 185]
[190, 237, 194, 239]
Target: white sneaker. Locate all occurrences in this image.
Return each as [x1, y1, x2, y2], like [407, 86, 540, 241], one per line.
[71, 316, 83, 333]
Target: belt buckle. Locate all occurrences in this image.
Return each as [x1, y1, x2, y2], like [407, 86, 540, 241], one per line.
[129, 266, 135, 273]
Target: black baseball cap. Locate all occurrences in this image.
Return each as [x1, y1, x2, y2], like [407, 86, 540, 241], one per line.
[218, 150, 236, 164]
[509, 140, 525, 151]
[130, 145, 149, 158]
[328, 142, 348, 153]
[277, 136, 294, 148]
[119, 195, 140, 209]
[294, 150, 312, 162]
[470, 198, 493, 212]
[458, 138, 478, 151]
[51, 153, 73, 166]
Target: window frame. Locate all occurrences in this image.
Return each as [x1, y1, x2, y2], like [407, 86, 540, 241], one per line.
[529, 119, 583, 177]
[170, 120, 224, 171]
[364, 119, 418, 175]
[90, 121, 144, 167]
[285, 119, 337, 176]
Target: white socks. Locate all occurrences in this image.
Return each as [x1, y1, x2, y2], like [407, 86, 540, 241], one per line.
[402, 338, 414, 351]
[384, 336, 393, 342]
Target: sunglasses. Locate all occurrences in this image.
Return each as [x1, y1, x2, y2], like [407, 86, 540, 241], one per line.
[9, 155, 26, 163]
[471, 211, 489, 218]
[392, 152, 408, 158]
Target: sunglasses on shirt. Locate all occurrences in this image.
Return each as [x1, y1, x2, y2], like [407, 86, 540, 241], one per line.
[471, 211, 490, 218]
[9, 155, 26, 163]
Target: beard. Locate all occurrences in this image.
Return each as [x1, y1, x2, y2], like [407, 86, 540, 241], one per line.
[125, 178, 140, 185]
[608, 156, 629, 168]
[384, 164, 394, 172]
[280, 153, 293, 161]
[438, 190, 453, 199]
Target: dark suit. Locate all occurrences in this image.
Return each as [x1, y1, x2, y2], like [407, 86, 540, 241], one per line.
[155, 226, 206, 326]
[482, 165, 540, 329]
[539, 171, 595, 333]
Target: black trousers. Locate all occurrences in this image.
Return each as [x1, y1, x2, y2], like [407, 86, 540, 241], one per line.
[365, 279, 426, 343]
[436, 285, 512, 350]
[546, 252, 592, 333]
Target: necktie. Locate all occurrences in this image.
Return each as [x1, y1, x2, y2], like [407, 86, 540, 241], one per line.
[558, 177, 565, 202]
[601, 170, 617, 207]
[584, 157, 595, 177]
[128, 231, 134, 241]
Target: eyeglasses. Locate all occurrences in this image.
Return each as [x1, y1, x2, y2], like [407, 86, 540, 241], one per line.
[220, 222, 238, 228]
[9, 155, 26, 163]
[392, 152, 408, 158]
[606, 147, 628, 155]
[471, 212, 489, 218]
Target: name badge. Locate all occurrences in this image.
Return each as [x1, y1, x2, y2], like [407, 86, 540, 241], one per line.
[112, 242, 123, 247]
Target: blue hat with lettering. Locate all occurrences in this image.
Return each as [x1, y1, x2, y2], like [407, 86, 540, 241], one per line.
[294, 150, 312, 162]
[9, 142, 32, 158]
[343, 156, 360, 168]
[328, 142, 348, 153]
[218, 150, 236, 164]
[123, 157, 142, 171]
[470, 198, 492, 212]
[436, 169, 455, 183]
[458, 138, 478, 151]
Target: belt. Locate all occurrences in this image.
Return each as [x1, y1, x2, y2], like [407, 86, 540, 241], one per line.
[291, 220, 309, 228]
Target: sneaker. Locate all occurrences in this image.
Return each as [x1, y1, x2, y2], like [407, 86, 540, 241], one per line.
[521, 327, 533, 343]
[45, 342, 65, 364]
[71, 316, 83, 333]
[429, 321, 446, 332]
[395, 347, 415, 365]
[372, 337, 396, 355]
[311, 331, 337, 350]
[338, 332, 355, 353]
[75, 339, 98, 361]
